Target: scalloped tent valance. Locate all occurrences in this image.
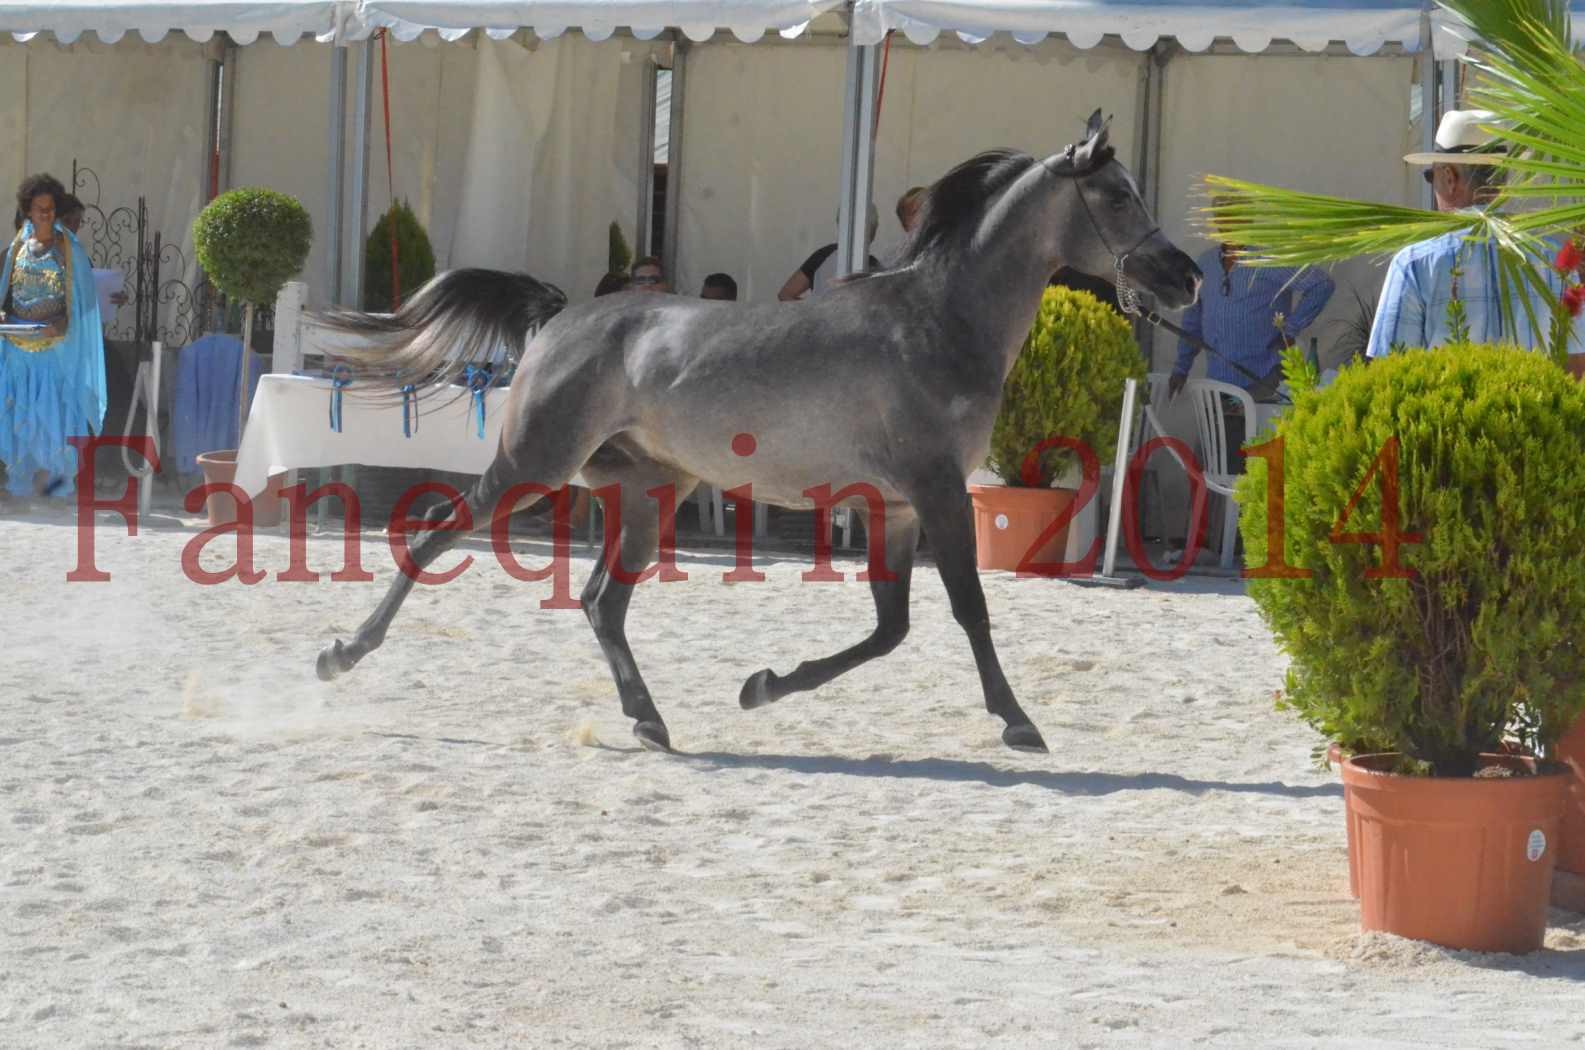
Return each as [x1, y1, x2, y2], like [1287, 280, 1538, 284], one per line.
[0, 1, 356, 45]
[1, 0, 1579, 52]
[849, 0, 1428, 53]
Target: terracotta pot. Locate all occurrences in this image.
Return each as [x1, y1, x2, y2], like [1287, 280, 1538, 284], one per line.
[968, 484, 1079, 574]
[1325, 743, 1360, 900]
[1342, 753, 1567, 954]
[1554, 715, 1585, 876]
[194, 450, 285, 528]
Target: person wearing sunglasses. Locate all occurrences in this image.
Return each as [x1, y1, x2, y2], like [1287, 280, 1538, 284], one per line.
[630, 256, 671, 294]
[1368, 109, 1584, 367]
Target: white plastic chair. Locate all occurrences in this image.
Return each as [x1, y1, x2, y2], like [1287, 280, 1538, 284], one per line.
[1181, 377, 1256, 569]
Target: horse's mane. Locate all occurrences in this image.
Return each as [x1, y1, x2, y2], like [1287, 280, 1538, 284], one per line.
[891, 149, 1040, 268]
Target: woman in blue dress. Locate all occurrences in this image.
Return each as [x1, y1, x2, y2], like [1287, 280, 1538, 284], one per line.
[0, 173, 106, 502]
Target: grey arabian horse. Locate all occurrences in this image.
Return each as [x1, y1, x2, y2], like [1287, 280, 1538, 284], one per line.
[314, 110, 1202, 755]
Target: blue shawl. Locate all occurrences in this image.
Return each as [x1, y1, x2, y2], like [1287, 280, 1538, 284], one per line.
[0, 221, 108, 497]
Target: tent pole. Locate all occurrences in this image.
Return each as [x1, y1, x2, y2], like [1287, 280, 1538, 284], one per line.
[345, 38, 374, 309]
[662, 40, 687, 285]
[836, 34, 880, 278]
[326, 45, 347, 306]
[636, 53, 658, 260]
[1419, 3, 1436, 211]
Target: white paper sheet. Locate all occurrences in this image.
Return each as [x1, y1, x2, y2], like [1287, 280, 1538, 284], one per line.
[92, 268, 125, 318]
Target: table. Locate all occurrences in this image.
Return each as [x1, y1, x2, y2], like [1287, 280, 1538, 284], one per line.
[233, 374, 588, 499]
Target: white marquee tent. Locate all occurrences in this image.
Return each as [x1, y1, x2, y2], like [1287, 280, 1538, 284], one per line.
[3, 0, 1573, 537]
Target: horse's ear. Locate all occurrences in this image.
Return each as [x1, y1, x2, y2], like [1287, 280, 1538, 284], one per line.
[1084, 108, 1105, 140]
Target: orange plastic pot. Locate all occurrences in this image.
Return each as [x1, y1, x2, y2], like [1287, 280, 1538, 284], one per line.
[1324, 743, 1360, 900]
[968, 484, 1077, 574]
[194, 450, 285, 528]
[1343, 753, 1567, 954]
[1554, 715, 1585, 875]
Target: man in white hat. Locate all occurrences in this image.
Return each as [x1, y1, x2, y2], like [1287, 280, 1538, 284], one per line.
[1367, 109, 1584, 362]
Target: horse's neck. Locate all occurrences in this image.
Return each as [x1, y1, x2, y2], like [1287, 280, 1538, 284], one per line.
[945, 170, 1064, 381]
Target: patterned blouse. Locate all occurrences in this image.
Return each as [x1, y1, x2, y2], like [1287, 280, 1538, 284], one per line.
[3, 232, 70, 351]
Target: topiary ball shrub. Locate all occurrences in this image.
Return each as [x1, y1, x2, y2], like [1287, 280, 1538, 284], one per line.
[989, 285, 1145, 488]
[364, 199, 436, 312]
[1237, 344, 1585, 776]
[192, 187, 312, 307]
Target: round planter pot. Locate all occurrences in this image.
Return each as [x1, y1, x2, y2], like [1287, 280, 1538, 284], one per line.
[1325, 743, 1360, 900]
[194, 450, 285, 529]
[968, 484, 1078, 574]
[1553, 715, 1585, 876]
[1342, 753, 1567, 954]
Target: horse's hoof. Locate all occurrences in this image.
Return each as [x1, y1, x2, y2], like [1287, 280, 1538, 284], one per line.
[1002, 723, 1049, 754]
[633, 720, 673, 753]
[316, 640, 348, 682]
[739, 669, 778, 710]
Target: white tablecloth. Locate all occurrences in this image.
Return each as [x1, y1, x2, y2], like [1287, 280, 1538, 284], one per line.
[233, 374, 527, 498]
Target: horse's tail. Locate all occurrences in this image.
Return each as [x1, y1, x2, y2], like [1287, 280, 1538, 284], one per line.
[318, 267, 567, 393]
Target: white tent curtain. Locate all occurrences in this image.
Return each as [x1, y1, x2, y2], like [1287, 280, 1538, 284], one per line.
[0, 34, 212, 340]
[231, 33, 644, 309]
[674, 36, 1146, 302]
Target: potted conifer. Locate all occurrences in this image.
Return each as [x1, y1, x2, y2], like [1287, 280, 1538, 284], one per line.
[970, 284, 1144, 574]
[363, 199, 436, 313]
[1238, 344, 1585, 953]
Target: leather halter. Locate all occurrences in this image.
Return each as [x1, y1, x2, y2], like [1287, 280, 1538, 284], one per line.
[1045, 143, 1159, 316]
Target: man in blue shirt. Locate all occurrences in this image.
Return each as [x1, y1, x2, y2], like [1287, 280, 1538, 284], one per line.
[1368, 109, 1585, 362]
[1169, 223, 1334, 399]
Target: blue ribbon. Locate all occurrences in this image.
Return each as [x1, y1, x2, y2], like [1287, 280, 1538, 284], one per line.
[401, 384, 419, 438]
[465, 366, 489, 440]
[329, 365, 353, 433]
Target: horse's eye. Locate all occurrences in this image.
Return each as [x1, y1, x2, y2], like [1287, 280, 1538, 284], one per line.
[1109, 195, 1130, 211]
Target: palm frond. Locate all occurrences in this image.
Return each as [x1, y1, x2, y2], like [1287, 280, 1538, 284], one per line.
[1198, 0, 1584, 365]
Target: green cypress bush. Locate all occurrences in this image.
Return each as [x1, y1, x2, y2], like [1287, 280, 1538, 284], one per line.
[988, 285, 1146, 487]
[1236, 345, 1585, 775]
[192, 187, 312, 307]
[364, 200, 436, 312]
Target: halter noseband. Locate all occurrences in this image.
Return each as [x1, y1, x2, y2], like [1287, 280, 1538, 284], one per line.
[1046, 144, 1159, 317]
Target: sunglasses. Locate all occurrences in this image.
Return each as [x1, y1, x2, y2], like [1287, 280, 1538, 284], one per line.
[631, 275, 661, 286]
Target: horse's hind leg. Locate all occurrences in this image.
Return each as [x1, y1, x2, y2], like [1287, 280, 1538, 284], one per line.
[740, 503, 918, 710]
[315, 457, 542, 681]
[908, 473, 1047, 753]
[581, 466, 693, 752]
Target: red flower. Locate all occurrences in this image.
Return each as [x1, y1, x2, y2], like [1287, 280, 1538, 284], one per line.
[1564, 284, 1585, 318]
[1558, 239, 1585, 276]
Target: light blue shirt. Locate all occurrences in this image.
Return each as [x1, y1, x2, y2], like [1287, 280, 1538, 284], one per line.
[1366, 224, 1585, 359]
[1175, 247, 1335, 389]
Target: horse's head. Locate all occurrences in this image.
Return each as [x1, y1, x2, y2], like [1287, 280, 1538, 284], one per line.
[1047, 110, 1201, 312]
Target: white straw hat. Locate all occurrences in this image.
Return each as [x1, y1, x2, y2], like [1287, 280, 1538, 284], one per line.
[1403, 109, 1507, 166]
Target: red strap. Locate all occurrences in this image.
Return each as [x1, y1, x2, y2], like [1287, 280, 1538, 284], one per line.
[379, 29, 401, 311]
[873, 31, 893, 138]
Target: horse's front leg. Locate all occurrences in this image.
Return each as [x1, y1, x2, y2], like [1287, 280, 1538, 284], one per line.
[740, 504, 918, 710]
[909, 477, 1048, 754]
